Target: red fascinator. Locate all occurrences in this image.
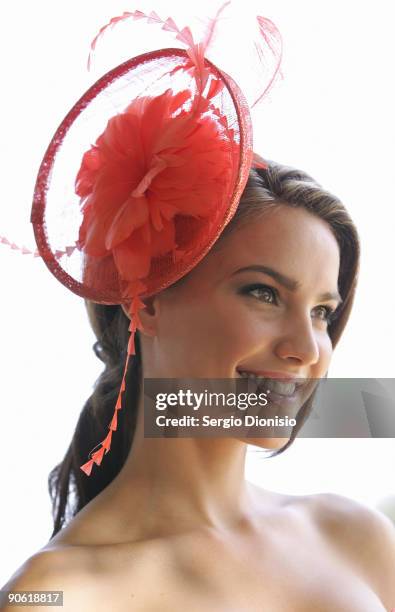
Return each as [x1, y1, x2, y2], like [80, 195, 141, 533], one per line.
[6, 4, 282, 476]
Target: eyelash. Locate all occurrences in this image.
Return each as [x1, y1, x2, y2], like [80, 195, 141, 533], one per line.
[240, 283, 340, 325]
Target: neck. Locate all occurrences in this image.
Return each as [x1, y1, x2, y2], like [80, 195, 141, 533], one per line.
[100, 386, 264, 539]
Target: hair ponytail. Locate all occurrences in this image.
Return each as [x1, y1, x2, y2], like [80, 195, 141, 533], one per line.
[48, 302, 141, 537]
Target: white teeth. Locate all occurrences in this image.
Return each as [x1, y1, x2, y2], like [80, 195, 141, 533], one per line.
[239, 372, 263, 381]
[237, 371, 296, 396]
[239, 371, 257, 379]
[265, 380, 296, 396]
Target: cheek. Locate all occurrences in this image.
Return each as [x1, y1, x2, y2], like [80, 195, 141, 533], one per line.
[190, 295, 275, 358]
[315, 334, 333, 374]
[157, 295, 254, 369]
[190, 301, 249, 351]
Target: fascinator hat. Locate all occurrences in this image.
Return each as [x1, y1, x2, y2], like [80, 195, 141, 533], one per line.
[1, 3, 282, 476]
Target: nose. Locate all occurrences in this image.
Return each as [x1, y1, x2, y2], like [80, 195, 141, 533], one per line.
[274, 313, 321, 366]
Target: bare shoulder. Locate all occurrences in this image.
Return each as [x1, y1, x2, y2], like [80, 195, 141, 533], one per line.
[0, 547, 95, 612]
[306, 491, 395, 554]
[304, 492, 395, 607]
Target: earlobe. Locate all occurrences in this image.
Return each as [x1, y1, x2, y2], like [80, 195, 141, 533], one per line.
[121, 303, 131, 320]
[121, 295, 159, 337]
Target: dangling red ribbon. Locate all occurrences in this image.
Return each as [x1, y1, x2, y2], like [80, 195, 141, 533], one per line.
[80, 294, 145, 476]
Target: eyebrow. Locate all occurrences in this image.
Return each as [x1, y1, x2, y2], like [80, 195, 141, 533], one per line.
[232, 265, 343, 304]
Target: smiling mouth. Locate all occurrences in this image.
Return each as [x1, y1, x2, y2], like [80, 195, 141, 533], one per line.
[236, 369, 307, 397]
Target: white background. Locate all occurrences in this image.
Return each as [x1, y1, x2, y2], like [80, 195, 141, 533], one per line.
[0, 0, 394, 584]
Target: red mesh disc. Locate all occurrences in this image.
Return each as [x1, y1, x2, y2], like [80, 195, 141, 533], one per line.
[31, 48, 252, 305]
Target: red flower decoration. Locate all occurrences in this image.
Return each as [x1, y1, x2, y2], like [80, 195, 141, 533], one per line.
[75, 87, 234, 285]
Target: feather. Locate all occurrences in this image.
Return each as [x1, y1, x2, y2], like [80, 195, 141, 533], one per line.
[88, 9, 196, 71]
[200, 1, 231, 55]
[251, 16, 283, 108]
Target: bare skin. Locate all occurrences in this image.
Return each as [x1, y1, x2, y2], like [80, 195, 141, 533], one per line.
[2, 207, 395, 611]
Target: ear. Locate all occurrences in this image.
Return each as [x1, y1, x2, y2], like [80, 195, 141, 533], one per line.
[121, 295, 160, 338]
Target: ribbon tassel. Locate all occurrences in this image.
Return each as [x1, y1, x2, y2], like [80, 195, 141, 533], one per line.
[91, 446, 105, 466]
[79, 297, 145, 476]
[80, 459, 94, 476]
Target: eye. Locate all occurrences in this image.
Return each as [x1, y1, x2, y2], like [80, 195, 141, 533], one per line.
[240, 283, 341, 325]
[240, 283, 278, 304]
[313, 305, 339, 325]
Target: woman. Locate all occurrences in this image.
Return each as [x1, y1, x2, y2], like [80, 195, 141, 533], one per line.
[2, 161, 394, 611]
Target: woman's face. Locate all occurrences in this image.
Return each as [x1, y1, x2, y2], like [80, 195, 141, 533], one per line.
[140, 204, 342, 448]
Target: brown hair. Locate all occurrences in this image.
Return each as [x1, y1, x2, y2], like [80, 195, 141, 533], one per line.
[48, 160, 360, 536]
